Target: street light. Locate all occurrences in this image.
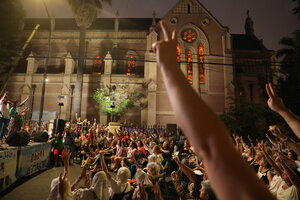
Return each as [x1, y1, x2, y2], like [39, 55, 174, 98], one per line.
[38, 0, 54, 129]
[110, 85, 116, 122]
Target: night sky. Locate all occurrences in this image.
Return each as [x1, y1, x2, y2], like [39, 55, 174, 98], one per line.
[22, 0, 299, 51]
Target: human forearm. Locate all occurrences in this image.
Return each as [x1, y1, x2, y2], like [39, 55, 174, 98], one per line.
[262, 149, 282, 176]
[174, 158, 195, 183]
[281, 161, 300, 189]
[278, 109, 300, 139]
[71, 177, 82, 191]
[286, 139, 300, 156]
[154, 21, 274, 200]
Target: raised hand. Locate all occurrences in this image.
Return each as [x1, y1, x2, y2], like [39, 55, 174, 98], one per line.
[171, 171, 177, 180]
[265, 83, 286, 114]
[268, 125, 285, 140]
[61, 150, 72, 164]
[152, 21, 178, 69]
[58, 173, 66, 200]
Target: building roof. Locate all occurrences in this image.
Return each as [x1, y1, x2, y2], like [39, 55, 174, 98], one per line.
[23, 18, 160, 31]
[232, 34, 267, 51]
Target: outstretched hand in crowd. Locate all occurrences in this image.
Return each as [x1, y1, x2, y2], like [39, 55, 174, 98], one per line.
[266, 83, 300, 139]
[152, 21, 275, 200]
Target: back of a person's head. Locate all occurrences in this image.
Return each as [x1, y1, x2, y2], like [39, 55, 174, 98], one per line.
[148, 154, 157, 163]
[147, 162, 160, 176]
[48, 177, 72, 200]
[117, 167, 130, 183]
[201, 180, 217, 200]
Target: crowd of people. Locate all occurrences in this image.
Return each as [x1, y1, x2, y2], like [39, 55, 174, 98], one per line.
[1, 21, 300, 200]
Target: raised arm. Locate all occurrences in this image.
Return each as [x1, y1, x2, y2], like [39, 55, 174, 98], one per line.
[152, 21, 274, 200]
[173, 156, 196, 183]
[269, 125, 300, 155]
[20, 95, 29, 106]
[279, 159, 300, 190]
[131, 150, 141, 169]
[1, 91, 7, 102]
[259, 144, 283, 177]
[61, 150, 72, 180]
[266, 83, 300, 139]
[99, 150, 111, 180]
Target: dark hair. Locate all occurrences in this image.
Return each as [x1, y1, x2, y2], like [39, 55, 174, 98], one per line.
[288, 150, 297, 160]
[12, 101, 19, 108]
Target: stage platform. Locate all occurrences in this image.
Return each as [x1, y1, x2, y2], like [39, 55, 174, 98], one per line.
[0, 142, 51, 192]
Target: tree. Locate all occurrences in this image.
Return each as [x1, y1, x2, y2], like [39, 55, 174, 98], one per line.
[69, 0, 111, 120]
[0, 0, 25, 77]
[276, 1, 300, 116]
[221, 97, 284, 140]
[93, 85, 146, 122]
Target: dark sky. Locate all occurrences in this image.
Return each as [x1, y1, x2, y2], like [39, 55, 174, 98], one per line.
[21, 0, 299, 51]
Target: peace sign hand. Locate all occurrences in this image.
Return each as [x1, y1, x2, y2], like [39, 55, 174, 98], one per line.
[265, 83, 286, 114]
[152, 21, 179, 69]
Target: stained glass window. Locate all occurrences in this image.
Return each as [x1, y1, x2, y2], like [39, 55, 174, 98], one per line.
[199, 44, 205, 83]
[187, 50, 193, 85]
[181, 29, 197, 43]
[177, 43, 181, 62]
[127, 55, 136, 75]
[93, 56, 102, 74]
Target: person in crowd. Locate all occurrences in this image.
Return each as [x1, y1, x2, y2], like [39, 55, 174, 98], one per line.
[63, 126, 75, 162]
[0, 91, 11, 143]
[200, 180, 217, 200]
[51, 132, 64, 167]
[122, 141, 137, 167]
[99, 149, 132, 199]
[8, 96, 29, 136]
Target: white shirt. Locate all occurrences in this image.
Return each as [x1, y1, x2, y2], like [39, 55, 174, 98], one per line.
[109, 177, 130, 197]
[0, 100, 10, 119]
[276, 181, 298, 200]
[269, 175, 283, 195]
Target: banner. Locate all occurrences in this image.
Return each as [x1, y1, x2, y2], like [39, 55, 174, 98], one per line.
[31, 110, 56, 122]
[0, 148, 18, 191]
[16, 142, 51, 177]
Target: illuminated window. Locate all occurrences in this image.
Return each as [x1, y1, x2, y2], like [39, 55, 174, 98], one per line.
[127, 55, 136, 75]
[93, 56, 103, 74]
[181, 29, 197, 43]
[187, 50, 193, 85]
[177, 43, 181, 62]
[199, 44, 205, 84]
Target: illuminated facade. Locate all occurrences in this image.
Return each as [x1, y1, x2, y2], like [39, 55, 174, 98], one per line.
[1, 0, 274, 126]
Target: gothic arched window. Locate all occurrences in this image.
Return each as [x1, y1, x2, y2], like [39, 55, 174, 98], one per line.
[127, 55, 136, 75]
[199, 44, 205, 83]
[177, 43, 181, 62]
[93, 56, 103, 74]
[187, 50, 193, 85]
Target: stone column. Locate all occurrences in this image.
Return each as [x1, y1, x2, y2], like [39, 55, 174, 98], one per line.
[99, 51, 113, 125]
[223, 33, 234, 109]
[143, 30, 158, 125]
[192, 54, 199, 93]
[147, 80, 157, 126]
[180, 53, 187, 77]
[22, 52, 38, 120]
[60, 52, 75, 120]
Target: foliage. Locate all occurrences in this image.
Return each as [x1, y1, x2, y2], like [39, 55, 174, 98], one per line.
[68, 0, 111, 28]
[292, 0, 300, 19]
[276, 1, 300, 116]
[93, 85, 146, 120]
[221, 97, 284, 139]
[0, 0, 25, 73]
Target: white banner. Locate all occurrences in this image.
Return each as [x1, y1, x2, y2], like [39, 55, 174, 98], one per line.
[31, 110, 56, 122]
[0, 147, 18, 191]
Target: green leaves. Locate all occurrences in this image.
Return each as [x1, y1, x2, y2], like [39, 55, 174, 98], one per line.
[93, 85, 146, 119]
